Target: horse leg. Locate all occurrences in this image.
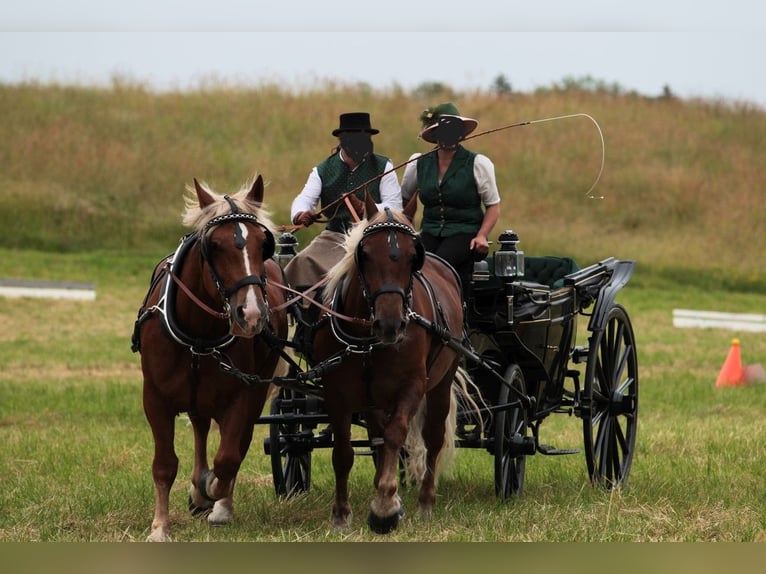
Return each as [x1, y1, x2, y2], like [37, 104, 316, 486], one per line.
[195, 403, 255, 526]
[143, 389, 178, 542]
[366, 409, 387, 486]
[330, 412, 355, 529]
[187, 415, 214, 518]
[368, 402, 413, 534]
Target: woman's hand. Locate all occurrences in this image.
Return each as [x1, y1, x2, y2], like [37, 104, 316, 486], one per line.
[469, 234, 490, 258]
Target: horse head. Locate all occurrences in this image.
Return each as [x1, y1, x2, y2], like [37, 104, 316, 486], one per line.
[191, 175, 275, 337]
[354, 197, 425, 345]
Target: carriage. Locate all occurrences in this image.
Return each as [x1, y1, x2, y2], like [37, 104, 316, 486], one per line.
[133, 175, 637, 539]
[262, 223, 638, 501]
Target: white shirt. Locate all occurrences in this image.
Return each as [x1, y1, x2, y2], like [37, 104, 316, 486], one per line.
[290, 149, 403, 219]
[400, 151, 501, 206]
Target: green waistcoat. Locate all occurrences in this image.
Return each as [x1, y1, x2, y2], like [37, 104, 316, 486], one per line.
[317, 152, 387, 233]
[417, 145, 484, 237]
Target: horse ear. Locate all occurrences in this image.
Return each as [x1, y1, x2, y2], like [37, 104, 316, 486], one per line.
[248, 174, 264, 205]
[194, 178, 215, 208]
[364, 190, 379, 219]
[403, 191, 419, 223]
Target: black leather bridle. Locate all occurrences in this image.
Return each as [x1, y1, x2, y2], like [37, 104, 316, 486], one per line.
[353, 209, 425, 315]
[198, 196, 275, 312]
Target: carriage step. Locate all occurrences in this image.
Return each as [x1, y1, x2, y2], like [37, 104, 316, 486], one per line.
[537, 443, 579, 456]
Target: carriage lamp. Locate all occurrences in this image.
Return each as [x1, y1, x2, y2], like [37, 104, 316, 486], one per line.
[494, 230, 525, 278]
[472, 259, 490, 282]
[274, 232, 298, 270]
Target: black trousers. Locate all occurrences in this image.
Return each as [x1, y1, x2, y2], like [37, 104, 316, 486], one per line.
[420, 231, 475, 293]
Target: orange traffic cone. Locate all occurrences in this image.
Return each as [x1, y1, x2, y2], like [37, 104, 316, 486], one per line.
[715, 338, 745, 387]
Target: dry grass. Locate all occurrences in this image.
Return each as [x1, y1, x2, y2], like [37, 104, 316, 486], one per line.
[0, 82, 764, 289]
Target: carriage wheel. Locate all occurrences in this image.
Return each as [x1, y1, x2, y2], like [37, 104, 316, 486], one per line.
[269, 387, 313, 497]
[494, 364, 529, 499]
[582, 303, 638, 489]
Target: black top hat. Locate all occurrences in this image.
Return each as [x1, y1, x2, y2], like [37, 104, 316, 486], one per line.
[332, 112, 380, 137]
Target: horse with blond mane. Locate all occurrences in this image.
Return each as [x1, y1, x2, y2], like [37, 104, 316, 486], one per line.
[311, 193, 472, 533]
[131, 175, 287, 542]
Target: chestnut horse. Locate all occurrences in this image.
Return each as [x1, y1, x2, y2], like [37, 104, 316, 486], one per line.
[131, 175, 287, 542]
[313, 195, 472, 533]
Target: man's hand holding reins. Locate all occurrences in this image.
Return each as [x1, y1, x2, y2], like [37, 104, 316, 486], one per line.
[293, 210, 318, 227]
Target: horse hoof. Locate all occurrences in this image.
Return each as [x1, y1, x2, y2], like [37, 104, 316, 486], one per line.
[367, 505, 404, 535]
[207, 501, 234, 525]
[146, 527, 172, 542]
[188, 495, 212, 519]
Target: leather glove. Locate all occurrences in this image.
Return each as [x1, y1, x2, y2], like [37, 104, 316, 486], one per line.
[293, 210, 317, 227]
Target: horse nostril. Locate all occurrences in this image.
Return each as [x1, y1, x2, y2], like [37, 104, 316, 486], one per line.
[237, 306, 246, 322]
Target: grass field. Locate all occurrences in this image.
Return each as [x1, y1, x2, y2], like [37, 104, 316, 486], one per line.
[1, 248, 764, 542]
[0, 82, 764, 543]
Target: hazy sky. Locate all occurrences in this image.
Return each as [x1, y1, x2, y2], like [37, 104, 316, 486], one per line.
[2, 1, 765, 106]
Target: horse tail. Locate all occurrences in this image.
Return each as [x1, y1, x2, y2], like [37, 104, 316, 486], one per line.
[403, 399, 427, 484]
[265, 355, 291, 404]
[403, 365, 483, 485]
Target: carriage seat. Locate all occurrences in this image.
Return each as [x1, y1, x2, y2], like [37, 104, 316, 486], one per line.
[522, 256, 580, 290]
[472, 255, 580, 291]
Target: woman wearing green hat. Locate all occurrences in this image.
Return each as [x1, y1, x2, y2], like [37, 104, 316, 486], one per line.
[400, 102, 500, 296]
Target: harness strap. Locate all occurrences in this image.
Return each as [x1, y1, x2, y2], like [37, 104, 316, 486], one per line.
[343, 195, 362, 223]
[271, 276, 329, 313]
[412, 271, 452, 371]
[166, 261, 229, 320]
[271, 279, 372, 327]
[189, 353, 201, 417]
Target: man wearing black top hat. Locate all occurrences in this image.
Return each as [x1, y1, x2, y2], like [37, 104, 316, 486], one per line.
[285, 112, 402, 290]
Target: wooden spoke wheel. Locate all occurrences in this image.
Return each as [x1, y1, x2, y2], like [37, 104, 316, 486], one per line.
[582, 304, 639, 488]
[269, 387, 314, 497]
[494, 364, 530, 499]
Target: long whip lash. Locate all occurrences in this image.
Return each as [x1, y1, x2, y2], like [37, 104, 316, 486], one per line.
[461, 112, 605, 200]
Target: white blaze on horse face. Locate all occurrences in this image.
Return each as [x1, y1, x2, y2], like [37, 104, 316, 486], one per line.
[237, 223, 265, 328]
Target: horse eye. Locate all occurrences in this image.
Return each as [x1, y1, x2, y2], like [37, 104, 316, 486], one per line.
[207, 239, 222, 254]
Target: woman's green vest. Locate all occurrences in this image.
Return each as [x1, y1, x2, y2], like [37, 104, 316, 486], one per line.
[417, 145, 484, 237]
[317, 152, 387, 233]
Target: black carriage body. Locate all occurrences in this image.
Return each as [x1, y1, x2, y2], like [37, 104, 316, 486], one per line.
[467, 256, 583, 418]
[463, 252, 638, 495]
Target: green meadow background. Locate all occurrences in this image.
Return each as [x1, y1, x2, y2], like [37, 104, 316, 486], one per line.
[0, 79, 765, 541]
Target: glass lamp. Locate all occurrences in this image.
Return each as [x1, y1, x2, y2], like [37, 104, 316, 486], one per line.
[494, 230, 525, 278]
